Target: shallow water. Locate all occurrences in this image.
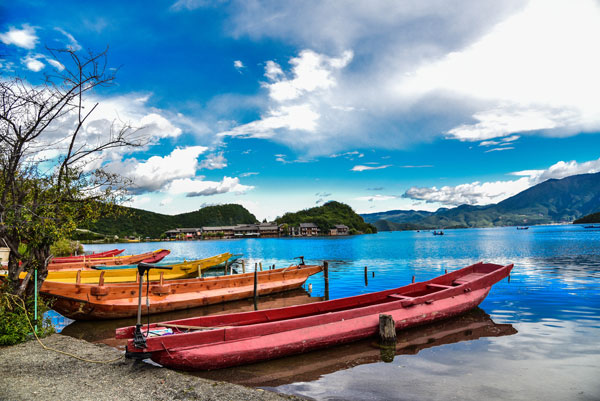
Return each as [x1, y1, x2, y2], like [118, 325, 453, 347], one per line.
[54, 225, 600, 400]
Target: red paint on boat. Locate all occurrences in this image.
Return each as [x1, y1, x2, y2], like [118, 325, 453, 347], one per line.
[50, 249, 125, 263]
[117, 262, 513, 370]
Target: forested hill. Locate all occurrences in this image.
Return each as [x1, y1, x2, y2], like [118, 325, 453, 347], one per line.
[81, 204, 257, 238]
[574, 211, 600, 224]
[276, 201, 377, 234]
[363, 172, 600, 230]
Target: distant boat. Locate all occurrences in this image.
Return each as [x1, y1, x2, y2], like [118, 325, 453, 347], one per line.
[516, 227, 529, 230]
[118, 261, 514, 370]
[584, 225, 600, 229]
[432, 230, 444, 236]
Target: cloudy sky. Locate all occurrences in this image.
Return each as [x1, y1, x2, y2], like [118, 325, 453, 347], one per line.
[2, 0, 600, 220]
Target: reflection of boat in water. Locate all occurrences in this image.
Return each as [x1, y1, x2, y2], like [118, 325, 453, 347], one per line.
[193, 307, 517, 387]
[59, 288, 324, 347]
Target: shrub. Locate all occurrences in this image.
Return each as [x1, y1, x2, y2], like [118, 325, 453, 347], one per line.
[50, 239, 84, 257]
[0, 286, 54, 345]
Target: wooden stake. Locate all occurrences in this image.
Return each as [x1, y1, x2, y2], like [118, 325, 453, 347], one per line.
[225, 259, 229, 276]
[98, 271, 105, 286]
[253, 269, 258, 310]
[76, 270, 81, 285]
[323, 261, 329, 301]
[379, 314, 396, 344]
[412, 275, 415, 283]
[259, 262, 263, 271]
[364, 266, 368, 286]
[242, 259, 246, 274]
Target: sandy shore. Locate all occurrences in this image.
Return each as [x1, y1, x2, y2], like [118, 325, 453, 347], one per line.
[0, 334, 305, 401]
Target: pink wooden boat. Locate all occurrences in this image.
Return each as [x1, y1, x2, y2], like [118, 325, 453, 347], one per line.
[117, 261, 513, 370]
[50, 249, 124, 263]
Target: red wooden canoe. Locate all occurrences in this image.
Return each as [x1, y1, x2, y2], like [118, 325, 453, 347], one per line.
[117, 261, 513, 370]
[47, 249, 170, 271]
[45, 263, 323, 320]
[50, 249, 125, 263]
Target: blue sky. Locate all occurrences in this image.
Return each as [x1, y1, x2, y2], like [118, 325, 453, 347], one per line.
[2, 0, 600, 220]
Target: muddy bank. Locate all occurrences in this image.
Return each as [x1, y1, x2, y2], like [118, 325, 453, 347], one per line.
[0, 334, 305, 401]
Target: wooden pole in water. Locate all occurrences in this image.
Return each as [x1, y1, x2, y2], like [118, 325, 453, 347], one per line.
[379, 314, 396, 344]
[412, 275, 415, 283]
[364, 266, 368, 286]
[253, 268, 258, 310]
[323, 261, 329, 300]
[241, 259, 246, 274]
[225, 259, 229, 276]
[259, 262, 263, 271]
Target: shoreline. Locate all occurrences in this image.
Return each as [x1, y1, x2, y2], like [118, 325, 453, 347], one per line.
[0, 334, 304, 401]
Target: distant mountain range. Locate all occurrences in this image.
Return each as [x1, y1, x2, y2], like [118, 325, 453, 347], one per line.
[361, 172, 600, 231]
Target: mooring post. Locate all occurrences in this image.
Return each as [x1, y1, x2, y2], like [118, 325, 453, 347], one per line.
[242, 259, 246, 274]
[225, 259, 229, 276]
[323, 261, 329, 300]
[372, 271, 375, 278]
[412, 275, 415, 283]
[445, 269, 447, 274]
[259, 262, 263, 271]
[379, 314, 397, 344]
[364, 266, 368, 286]
[253, 268, 258, 310]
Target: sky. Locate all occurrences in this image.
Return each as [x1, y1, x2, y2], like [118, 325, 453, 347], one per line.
[1, 0, 600, 221]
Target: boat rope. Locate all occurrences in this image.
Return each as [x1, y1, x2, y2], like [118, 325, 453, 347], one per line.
[11, 294, 123, 364]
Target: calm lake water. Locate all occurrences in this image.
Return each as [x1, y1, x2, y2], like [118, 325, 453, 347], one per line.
[54, 225, 600, 401]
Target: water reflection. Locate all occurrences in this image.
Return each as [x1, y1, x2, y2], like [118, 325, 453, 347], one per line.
[190, 308, 516, 388]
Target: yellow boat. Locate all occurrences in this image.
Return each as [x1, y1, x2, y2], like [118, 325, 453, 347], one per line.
[10, 253, 233, 284]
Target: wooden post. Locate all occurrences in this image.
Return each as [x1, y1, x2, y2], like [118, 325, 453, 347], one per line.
[372, 271, 375, 278]
[364, 266, 368, 286]
[323, 261, 329, 301]
[225, 259, 228, 276]
[242, 259, 246, 274]
[259, 262, 263, 271]
[230, 261, 234, 275]
[76, 270, 81, 285]
[98, 271, 105, 286]
[445, 269, 447, 274]
[253, 269, 258, 310]
[379, 314, 396, 344]
[412, 275, 415, 283]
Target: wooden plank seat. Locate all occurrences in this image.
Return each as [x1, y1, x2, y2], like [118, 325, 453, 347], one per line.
[388, 294, 414, 300]
[453, 272, 486, 285]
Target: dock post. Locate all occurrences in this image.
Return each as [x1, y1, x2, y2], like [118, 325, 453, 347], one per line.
[323, 261, 329, 300]
[412, 275, 415, 283]
[253, 268, 258, 310]
[259, 262, 263, 271]
[364, 266, 368, 286]
[379, 314, 397, 362]
[242, 259, 246, 274]
[372, 271, 375, 278]
[225, 259, 229, 276]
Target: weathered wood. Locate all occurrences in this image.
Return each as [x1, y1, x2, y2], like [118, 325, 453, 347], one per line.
[241, 259, 246, 274]
[253, 269, 258, 310]
[259, 262, 263, 271]
[412, 275, 415, 283]
[323, 261, 329, 300]
[379, 314, 396, 344]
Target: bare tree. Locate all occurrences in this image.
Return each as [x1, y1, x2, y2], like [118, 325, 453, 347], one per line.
[0, 47, 146, 297]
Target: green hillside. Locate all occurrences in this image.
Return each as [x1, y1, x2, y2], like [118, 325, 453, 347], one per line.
[276, 201, 377, 234]
[368, 172, 600, 230]
[80, 204, 258, 238]
[372, 219, 432, 232]
[574, 211, 600, 224]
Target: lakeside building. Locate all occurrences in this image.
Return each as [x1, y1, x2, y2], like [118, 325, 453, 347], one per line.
[164, 222, 349, 240]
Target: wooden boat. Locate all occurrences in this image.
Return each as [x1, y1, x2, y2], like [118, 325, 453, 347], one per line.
[47, 249, 170, 271]
[50, 249, 125, 263]
[516, 226, 529, 230]
[117, 261, 513, 370]
[584, 225, 600, 229]
[432, 230, 444, 235]
[44, 263, 323, 320]
[210, 254, 243, 270]
[92, 252, 232, 272]
[39, 253, 232, 284]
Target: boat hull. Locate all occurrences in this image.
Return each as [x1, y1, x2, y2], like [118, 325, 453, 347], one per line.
[118, 262, 513, 370]
[44, 264, 323, 320]
[153, 287, 490, 370]
[47, 249, 170, 271]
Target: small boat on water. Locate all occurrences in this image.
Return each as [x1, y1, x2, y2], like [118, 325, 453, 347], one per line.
[51, 249, 125, 263]
[516, 226, 529, 230]
[44, 262, 323, 320]
[432, 230, 444, 236]
[39, 253, 232, 284]
[47, 249, 170, 271]
[584, 225, 600, 229]
[117, 261, 513, 370]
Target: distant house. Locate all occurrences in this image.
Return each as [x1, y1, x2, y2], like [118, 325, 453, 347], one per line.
[300, 222, 320, 236]
[201, 226, 235, 239]
[164, 227, 201, 240]
[330, 224, 349, 236]
[258, 222, 279, 238]
[233, 224, 260, 238]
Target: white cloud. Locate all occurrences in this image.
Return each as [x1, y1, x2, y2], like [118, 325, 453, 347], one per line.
[199, 152, 227, 170]
[240, 172, 259, 177]
[108, 146, 208, 193]
[22, 55, 44, 72]
[351, 164, 391, 172]
[485, 146, 514, 153]
[54, 27, 82, 51]
[159, 197, 173, 206]
[233, 60, 244, 72]
[355, 195, 397, 202]
[0, 25, 38, 49]
[168, 176, 254, 197]
[46, 59, 65, 71]
[403, 157, 600, 206]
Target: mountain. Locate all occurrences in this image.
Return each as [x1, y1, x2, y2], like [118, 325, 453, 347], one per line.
[361, 209, 435, 224]
[80, 204, 258, 239]
[276, 201, 377, 234]
[574, 211, 600, 224]
[365, 172, 600, 230]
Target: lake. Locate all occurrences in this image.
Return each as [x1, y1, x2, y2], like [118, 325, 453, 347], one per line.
[54, 225, 600, 400]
